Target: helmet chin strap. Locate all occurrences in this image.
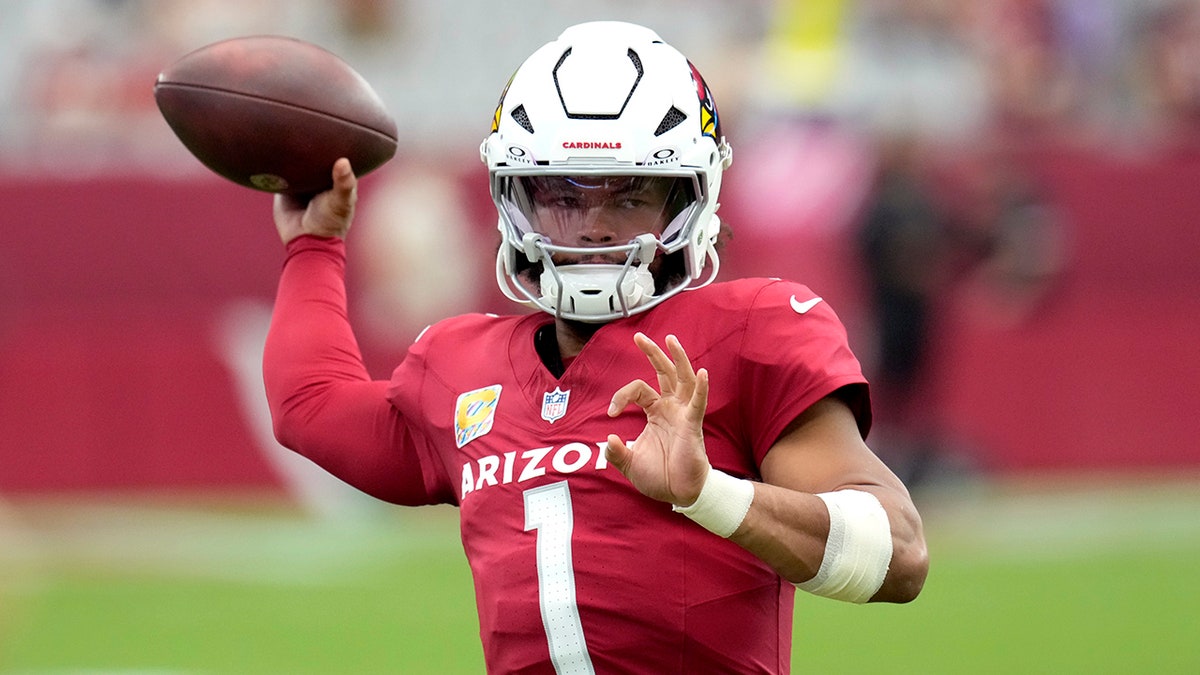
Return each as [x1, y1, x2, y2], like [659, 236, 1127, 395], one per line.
[531, 232, 659, 322]
[500, 230, 718, 323]
[689, 246, 720, 292]
[495, 248, 539, 309]
[541, 263, 656, 318]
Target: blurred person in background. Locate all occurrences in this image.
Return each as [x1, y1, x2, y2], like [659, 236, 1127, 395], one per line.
[742, 0, 990, 486]
[853, 131, 1066, 486]
[740, 0, 1071, 486]
[264, 20, 927, 673]
[854, 133, 955, 487]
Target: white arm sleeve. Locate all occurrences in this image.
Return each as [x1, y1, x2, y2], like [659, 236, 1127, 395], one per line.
[795, 489, 893, 604]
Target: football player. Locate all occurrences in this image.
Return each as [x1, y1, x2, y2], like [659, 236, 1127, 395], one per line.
[266, 21, 928, 674]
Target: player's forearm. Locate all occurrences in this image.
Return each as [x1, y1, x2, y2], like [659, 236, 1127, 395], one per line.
[729, 483, 832, 585]
[261, 236, 440, 505]
[264, 235, 372, 447]
[731, 482, 928, 603]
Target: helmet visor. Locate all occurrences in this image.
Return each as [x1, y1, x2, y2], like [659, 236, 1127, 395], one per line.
[500, 174, 699, 249]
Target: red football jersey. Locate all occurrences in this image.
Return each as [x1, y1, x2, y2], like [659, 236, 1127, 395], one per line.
[265, 237, 870, 674]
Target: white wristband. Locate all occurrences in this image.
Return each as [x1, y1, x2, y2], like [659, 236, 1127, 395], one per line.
[672, 467, 754, 538]
[795, 489, 893, 603]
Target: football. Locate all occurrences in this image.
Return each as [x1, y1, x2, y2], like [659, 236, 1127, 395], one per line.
[154, 35, 397, 195]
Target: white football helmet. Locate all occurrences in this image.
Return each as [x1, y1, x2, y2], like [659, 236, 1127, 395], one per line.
[482, 21, 733, 322]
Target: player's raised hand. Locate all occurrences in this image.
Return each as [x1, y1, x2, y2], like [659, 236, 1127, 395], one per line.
[273, 158, 358, 244]
[606, 333, 712, 507]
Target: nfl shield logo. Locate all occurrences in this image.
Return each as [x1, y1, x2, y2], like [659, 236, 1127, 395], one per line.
[541, 387, 570, 423]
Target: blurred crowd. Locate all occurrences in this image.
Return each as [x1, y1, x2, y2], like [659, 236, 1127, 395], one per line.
[2, 0, 1198, 486]
[0, 0, 752, 169]
[1, 0, 1199, 164]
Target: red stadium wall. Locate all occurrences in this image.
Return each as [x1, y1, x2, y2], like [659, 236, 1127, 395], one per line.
[932, 146, 1200, 472]
[0, 175, 285, 491]
[1, 146, 1197, 493]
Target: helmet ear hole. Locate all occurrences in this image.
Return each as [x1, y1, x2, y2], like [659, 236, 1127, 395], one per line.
[511, 105, 535, 133]
[654, 107, 687, 136]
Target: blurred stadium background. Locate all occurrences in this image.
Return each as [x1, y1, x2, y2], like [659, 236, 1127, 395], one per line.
[0, 0, 1197, 672]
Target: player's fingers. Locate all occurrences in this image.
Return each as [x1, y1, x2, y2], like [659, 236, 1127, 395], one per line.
[633, 332, 677, 394]
[665, 335, 697, 398]
[689, 368, 710, 424]
[299, 160, 357, 238]
[328, 158, 358, 218]
[608, 379, 660, 416]
[604, 434, 632, 473]
[332, 157, 357, 191]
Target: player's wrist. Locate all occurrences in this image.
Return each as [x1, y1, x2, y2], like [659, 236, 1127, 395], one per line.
[671, 467, 754, 538]
[286, 233, 346, 255]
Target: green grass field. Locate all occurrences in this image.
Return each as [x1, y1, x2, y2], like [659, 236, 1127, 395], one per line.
[1, 476, 1197, 674]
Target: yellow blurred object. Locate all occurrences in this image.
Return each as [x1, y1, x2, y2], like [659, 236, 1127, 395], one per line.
[761, 0, 849, 108]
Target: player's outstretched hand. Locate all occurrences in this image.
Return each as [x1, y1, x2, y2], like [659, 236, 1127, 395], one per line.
[606, 333, 712, 507]
[273, 158, 358, 244]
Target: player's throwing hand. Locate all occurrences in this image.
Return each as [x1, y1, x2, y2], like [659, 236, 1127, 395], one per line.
[273, 158, 358, 244]
[606, 333, 713, 508]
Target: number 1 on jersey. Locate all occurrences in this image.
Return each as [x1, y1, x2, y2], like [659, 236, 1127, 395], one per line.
[524, 481, 596, 675]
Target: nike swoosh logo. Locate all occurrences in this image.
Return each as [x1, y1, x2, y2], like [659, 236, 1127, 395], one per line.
[790, 295, 824, 314]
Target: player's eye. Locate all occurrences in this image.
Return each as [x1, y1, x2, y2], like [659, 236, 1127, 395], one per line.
[550, 195, 585, 209]
[616, 198, 645, 210]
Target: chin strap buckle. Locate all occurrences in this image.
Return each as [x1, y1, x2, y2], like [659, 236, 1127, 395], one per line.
[633, 233, 658, 264]
[522, 231, 547, 263]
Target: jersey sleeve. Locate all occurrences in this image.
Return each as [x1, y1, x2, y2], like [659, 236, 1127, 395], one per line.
[263, 235, 451, 506]
[736, 280, 871, 463]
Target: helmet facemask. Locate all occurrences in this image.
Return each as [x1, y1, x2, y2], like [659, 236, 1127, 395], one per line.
[493, 171, 711, 322]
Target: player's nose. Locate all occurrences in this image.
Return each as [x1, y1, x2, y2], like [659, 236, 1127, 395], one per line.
[575, 211, 622, 246]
